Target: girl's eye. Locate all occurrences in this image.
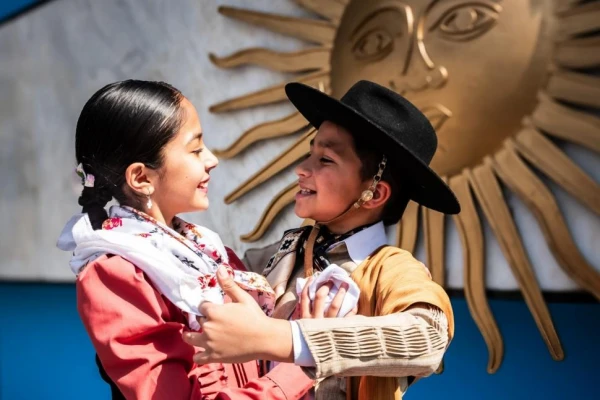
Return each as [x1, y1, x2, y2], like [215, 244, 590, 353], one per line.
[192, 148, 204, 155]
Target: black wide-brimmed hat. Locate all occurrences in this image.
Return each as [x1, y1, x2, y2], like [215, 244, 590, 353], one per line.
[285, 80, 460, 215]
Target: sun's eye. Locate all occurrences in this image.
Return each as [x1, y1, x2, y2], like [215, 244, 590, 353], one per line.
[431, 3, 500, 41]
[352, 28, 394, 61]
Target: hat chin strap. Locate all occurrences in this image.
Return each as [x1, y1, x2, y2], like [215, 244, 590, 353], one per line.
[303, 156, 387, 277]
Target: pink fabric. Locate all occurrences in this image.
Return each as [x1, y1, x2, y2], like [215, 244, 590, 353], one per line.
[77, 249, 313, 400]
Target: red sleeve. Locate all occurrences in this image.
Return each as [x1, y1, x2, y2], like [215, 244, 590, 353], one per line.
[77, 255, 206, 400]
[216, 363, 313, 400]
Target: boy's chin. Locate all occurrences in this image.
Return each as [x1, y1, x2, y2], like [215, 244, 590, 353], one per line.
[293, 204, 312, 220]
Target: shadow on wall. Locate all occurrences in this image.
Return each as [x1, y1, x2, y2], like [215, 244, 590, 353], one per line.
[0, 283, 598, 400]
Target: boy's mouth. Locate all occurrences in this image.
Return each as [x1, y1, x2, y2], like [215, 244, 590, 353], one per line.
[296, 188, 316, 198]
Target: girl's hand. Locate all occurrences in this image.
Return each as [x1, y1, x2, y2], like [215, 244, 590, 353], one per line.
[183, 266, 293, 364]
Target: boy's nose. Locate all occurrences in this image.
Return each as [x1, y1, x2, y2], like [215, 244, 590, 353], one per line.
[295, 156, 311, 177]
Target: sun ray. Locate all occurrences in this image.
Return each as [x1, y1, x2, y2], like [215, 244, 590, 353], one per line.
[213, 112, 309, 159]
[450, 173, 503, 373]
[209, 47, 331, 72]
[209, 70, 330, 113]
[218, 6, 336, 45]
[529, 92, 600, 153]
[554, 36, 600, 69]
[514, 127, 600, 214]
[547, 69, 600, 109]
[493, 141, 600, 300]
[225, 129, 316, 204]
[556, 0, 600, 38]
[395, 201, 420, 253]
[241, 182, 300, 242]
[423, 181, 447, 286]
[294, 0, 346, 24]
[468, 161, 564, 361]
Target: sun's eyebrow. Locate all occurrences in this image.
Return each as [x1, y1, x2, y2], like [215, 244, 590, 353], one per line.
[350, 5, 409, 40]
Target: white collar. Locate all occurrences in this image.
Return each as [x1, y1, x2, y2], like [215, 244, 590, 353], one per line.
[328, 221, 388, 265]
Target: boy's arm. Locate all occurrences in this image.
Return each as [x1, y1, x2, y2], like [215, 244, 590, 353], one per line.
[292, 251, 453, 379]
[186, 257, 453, 381]
[293, 304, 448, 379]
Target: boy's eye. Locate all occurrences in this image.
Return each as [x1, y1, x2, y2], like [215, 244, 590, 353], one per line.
[320, 157, 333, 164]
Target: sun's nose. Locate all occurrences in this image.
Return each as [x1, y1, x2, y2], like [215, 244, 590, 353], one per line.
[389, 65, 448, 95]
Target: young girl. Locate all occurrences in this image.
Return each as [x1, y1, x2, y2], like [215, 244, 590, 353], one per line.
[57, 80, 314, 400]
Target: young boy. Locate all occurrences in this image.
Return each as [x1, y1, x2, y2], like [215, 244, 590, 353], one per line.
[185, 80, 460, 400]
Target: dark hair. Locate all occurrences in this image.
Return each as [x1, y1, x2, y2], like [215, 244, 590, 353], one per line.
[352, 135, 409, 225]
[75, 80, 185, 229]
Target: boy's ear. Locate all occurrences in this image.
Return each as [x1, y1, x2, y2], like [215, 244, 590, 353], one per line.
[362, 180, 392, 210]
[125, 162, 159, 196]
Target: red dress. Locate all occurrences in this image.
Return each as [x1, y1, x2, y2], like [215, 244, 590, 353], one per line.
[77, 248, 313, 400]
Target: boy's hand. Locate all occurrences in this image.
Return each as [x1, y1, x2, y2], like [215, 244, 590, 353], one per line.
[300, 277, 358, 318]
[183, 266, 294, 364]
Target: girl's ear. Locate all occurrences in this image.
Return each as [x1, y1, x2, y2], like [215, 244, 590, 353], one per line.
[125, 162, 159, 196]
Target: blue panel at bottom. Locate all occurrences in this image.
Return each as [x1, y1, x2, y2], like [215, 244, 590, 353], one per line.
[0, 283, 598, 400]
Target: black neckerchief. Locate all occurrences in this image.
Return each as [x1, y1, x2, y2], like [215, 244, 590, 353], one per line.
[298, 223, 375, 272]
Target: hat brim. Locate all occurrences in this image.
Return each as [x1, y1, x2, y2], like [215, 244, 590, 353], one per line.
[285, 83, 460, 215]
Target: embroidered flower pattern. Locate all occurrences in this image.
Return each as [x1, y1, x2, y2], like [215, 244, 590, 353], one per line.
[101, 206, 275, 319]
[102, 217, 123, 230]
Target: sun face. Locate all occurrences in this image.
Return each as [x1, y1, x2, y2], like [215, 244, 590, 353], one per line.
[330, 0, 552, 175]
[208, 0, 600, 373]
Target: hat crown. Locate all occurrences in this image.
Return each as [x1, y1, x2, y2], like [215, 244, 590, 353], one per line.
[340, 80, 438, 164]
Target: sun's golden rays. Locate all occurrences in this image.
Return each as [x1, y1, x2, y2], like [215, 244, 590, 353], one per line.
[211, 111, 308, 159]
[514, 127, 600, 214]
[468, 161, 564, 361]
[294, 0, 348, 23]
[530, 93, 600, 154]
[555, 1, 600, 38]
[555, 36, 600, 69]
[450, 172, 503, 373]
[396, 201, 420, 254]
[217, 6, 337, 45]
[210, 47, 331, 72]
[493, 141, 600, 300]
[423, 199, 445, 286]
[240, 182, 300, 242]
[208, 0, 600, 372]
[547, 69, 600, 109]
[224, 129, 316, 204]
[209, 70, 330, 113]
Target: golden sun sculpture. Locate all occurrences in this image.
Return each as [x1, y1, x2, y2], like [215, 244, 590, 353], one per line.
[208, 0, 600, 373]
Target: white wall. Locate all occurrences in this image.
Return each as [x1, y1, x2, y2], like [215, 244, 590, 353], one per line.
[0, 0, 598, 290]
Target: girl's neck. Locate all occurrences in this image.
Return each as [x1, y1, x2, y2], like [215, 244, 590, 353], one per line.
[144, 206, 173, 228]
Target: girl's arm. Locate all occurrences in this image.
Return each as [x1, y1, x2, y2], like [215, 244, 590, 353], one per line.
[78, 255, 312, 400]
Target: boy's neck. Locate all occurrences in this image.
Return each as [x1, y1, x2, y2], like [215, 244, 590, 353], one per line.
[324, 214, 382, 235]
